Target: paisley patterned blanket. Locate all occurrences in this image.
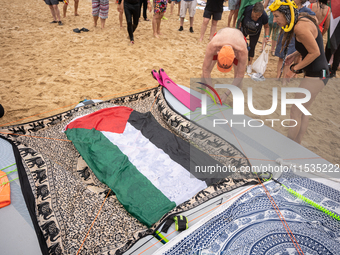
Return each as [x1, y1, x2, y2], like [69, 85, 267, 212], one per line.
[0, 87, 258, 255]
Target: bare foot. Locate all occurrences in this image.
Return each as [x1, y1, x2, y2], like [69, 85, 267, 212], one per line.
[153, 33, 159, 38]
[75, 13, 79, 16]
[157, 32, 162, 35]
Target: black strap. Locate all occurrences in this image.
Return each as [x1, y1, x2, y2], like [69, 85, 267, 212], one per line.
[161, 218, 174, 233]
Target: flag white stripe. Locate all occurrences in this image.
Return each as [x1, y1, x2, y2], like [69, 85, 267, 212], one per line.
[102, 123, 207, 206]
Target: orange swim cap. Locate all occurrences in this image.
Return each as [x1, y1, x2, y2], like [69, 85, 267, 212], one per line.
[217, 46, 235, 73]
[0, 170, 11, 208]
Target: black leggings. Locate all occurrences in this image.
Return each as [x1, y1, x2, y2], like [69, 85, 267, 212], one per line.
[248, 32, 261, 59]
[241, 26, 261, 59]
[124, 1, 141, 41]
[325, 44, 340, 75]
[140, 0, 147, 20]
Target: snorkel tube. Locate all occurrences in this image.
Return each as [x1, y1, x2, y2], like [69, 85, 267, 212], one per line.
[269, 0, 298, 32]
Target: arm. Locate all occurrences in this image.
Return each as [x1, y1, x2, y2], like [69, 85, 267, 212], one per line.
[263, 0, 270, 9]
[263, 23, 270, 44]
[201, 43, 217, 85]
[322, 10, 330, 36]
[220, 47, 247, 101]
[292, 23, 321, 71]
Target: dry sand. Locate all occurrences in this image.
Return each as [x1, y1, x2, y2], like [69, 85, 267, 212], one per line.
[0, 0, 339, 164]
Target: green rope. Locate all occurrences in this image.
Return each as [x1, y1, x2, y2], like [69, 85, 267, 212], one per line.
[0, 163, 16, 171]
[0, 177, 19, 187]
[281, 184, 340, 221]
[0, 168, 17, 179]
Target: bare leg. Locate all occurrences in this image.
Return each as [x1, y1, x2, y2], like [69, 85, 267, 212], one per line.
[271, 40, 277, 53]
[189, 16, 194, 27]
[49, 5, 57, 21]
[248, 57, 253, 66]
[157, 12, 164, 35]
[101, 18, 106, 29]
[170, 1, 174, 15]
[232, 9, 238, 28]
[209, 19, 218, 41]
[287, 77, 324, 144]
[63, 3, 67, 18]
[276, 58, 283, 79]
[74, 0, 79, 16]
[93, 16, 99, 27]
[227, 10, 235, 27]
[180, 17, 184, 27]
[153, 13, 161, 37]
[199, 17, 210, 42]
[52, 5, 62, 22]
[119, 10, 123, 28]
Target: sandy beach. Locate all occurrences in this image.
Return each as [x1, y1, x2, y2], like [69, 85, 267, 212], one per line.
[0, 0, 339, 164]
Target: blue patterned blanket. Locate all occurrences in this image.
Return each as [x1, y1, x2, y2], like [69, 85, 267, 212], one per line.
[157, 171, 340, 255]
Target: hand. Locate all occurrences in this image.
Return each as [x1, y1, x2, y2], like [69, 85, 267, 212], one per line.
[117, 4, 122, 12]
[148, 2, 152, 12]
[220, 92, 229, 104]
[264, 36, 270, 45]
[285, 53, 296, 66]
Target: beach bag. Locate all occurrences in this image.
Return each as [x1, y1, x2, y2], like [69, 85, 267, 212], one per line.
[252, 46, 268, 75]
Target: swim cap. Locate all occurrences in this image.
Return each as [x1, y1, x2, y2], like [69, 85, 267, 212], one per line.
[217, 46, 235, 73]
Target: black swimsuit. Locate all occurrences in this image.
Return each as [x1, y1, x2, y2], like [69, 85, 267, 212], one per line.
[294, 17, 329, 84]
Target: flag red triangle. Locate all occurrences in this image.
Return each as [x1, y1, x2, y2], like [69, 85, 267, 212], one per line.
[332, 0, 340, 19]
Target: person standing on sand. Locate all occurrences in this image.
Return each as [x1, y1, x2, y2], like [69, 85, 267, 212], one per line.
[270, 0, 329, 144]
[227, 0, 240, 28]
[63, 0, 80, 17]
[153, 0, 167, 38]
[170, 0, 181, 16]
[309, 0, 330, 36]
[92, 0, 109, 29]
[239, 2, 269, 74]
[117, 0, 124, 28]
[201, 27, 248, 103]
[199, 0, 224, 42]
[119, 0, 144, 43]
[140, 0, 151, 21]
[178, 0, 197, 33]
[44, 0, 63, 25]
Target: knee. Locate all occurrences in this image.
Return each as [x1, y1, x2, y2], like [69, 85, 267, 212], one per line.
[203, 18, 209, 25]
[290, 105, 303, 120]
[212, 20, 218, 26]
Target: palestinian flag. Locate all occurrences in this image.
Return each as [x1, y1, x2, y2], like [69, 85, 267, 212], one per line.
[64, 106, 222, 227]
[330, 0, 340, 53]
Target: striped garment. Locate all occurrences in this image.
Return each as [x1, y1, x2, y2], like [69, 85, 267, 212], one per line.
[92, 0, 109, 19]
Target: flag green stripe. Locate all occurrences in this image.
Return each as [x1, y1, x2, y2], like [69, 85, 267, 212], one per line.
[65, 127, 176, 227]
